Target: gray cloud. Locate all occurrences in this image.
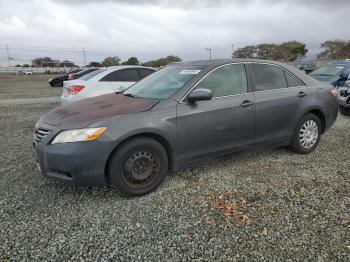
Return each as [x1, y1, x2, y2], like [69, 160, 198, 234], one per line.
[51, 0, 350, 9]
[0, 0, 349, 64]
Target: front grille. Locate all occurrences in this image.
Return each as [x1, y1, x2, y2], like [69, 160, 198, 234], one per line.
[34, 128, 51, 143]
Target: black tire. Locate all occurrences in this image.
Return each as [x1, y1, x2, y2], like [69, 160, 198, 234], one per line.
[52, 80, 63, 87]
[339, 105, 350, 116]
[289, 113, 321, 154]
[108, 137, 168, 196]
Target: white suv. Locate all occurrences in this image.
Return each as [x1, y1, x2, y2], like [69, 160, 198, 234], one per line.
[61, 66, 156, 104]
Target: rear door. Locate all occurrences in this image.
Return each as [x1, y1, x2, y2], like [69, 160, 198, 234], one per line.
[176, 63, 255, 162]
[249, 63, 308, 145]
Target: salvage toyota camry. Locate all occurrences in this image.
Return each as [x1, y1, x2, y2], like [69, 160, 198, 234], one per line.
[33, 59, 338, 196]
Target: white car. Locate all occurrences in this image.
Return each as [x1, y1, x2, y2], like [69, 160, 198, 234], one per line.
[61, 66, 156, 104]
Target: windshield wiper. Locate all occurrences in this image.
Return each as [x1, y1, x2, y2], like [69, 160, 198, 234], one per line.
[123, 93, 137, 98]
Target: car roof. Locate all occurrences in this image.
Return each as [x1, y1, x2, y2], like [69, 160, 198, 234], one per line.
[106, 65, 155, 70]
[173, 58, 308, 69]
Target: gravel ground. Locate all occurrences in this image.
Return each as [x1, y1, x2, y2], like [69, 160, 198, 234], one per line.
[0, 77, 349, 261]
[0, 75, 61, 100]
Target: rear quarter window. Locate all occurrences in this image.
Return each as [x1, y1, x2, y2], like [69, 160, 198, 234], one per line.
[284, 71, 304, 87]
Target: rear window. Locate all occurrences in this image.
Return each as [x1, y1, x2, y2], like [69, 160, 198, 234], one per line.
[140, 68, 156, 79]
[101, 68, 140, 82]
[251, 64, 287, 91]
[80, 69, 107, 81]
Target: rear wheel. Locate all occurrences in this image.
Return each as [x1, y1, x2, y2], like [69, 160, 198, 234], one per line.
[108, 137, 168, 196]
[52, 80, 63, 87]
[289, 113, 321, 154]
[339, 105, 350, 116]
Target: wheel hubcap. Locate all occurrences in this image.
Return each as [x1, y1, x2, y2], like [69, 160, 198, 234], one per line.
[299, 120, 318, 149]
[124, 151, 158, 185]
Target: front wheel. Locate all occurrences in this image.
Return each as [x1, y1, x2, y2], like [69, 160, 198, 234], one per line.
[108, 137, 168, 196]
[289, 113, 321, 154]
[339, 105, 350, 116]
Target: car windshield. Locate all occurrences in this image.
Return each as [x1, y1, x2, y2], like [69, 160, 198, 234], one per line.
[123, 65, 204, 99]
[310, 66, 344, 76]
[80, 69, 107, 81]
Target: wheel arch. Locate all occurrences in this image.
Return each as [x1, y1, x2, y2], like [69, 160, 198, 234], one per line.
[104, 132, 176, 183]
[303, 108, 326, 134]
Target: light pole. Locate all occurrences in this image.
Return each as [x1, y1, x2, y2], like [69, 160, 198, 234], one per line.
[206, 48, 212, 61]
[82, 48, 86, 66]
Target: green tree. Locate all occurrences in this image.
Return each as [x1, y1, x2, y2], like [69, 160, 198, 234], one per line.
[165, 55, 182, 63]
[143, 55, 182, 67]
[121, 57, 140, 65]
[233, 41, 307, 61]
[88, 61, 102, 67]
[101, 56, 121, 67]
[233, 46, 258, 58]
[317, 39, 350, 60]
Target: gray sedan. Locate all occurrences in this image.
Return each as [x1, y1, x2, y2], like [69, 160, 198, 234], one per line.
[33, 59, 338, 196]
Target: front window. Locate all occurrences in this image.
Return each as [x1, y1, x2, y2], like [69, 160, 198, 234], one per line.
[310, 66, 344, 76]
[123, 65, 203, 99]
[194, 63, 247, 97]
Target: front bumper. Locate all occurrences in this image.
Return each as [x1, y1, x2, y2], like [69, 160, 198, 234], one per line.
[338, 96, 350, 108]
[33, 124, 115, 187]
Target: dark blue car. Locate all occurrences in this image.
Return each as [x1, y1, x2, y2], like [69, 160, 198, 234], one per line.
[310, 61, 350, 87]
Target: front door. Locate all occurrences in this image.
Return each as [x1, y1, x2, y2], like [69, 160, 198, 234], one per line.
[176, 63, 255, 163]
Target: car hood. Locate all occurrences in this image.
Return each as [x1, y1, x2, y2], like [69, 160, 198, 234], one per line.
[42, 94, 159, 129]
[310, 74, 338, 83]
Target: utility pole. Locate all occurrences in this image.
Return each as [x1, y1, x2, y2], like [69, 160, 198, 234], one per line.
[206, 48, 212, 61]
[82, 48, 86, 66]
[6, 44, 10, 67]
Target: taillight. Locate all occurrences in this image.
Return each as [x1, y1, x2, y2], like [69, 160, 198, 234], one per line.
[329, 89, 337, 100]
[68, 85, 85, 95]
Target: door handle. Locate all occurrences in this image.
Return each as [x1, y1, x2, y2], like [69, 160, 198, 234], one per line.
[240, 100, 254, 108]
[297, 91, 307, 98]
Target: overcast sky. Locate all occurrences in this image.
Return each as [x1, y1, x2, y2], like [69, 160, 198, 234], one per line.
[0, 0, 349, 64]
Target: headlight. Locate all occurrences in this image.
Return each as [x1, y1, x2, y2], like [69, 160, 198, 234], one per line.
[51, 127, 106, 144]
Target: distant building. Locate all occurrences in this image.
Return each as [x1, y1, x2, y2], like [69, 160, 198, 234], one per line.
[0, 58, 33, 67]
[32, 59, 60, 67]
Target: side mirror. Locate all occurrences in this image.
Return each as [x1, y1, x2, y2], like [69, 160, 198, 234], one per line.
[188, 88, 212, 103]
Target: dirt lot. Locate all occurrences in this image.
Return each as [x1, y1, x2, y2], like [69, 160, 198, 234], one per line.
[0, 76, 349, 261]
[0, 75, 61, 100]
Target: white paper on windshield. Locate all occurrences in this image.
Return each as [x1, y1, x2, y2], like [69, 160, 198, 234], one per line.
[179, 70, 201, 75]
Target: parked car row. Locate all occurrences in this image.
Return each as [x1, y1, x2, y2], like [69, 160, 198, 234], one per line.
[48, 69, 83, 87]
[294, 63, 317, 74]
[338, 76, 350, 115]
[310, 61, 350, 88]
[35, 59, 338, 196]
[61, 66, 156, 104]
